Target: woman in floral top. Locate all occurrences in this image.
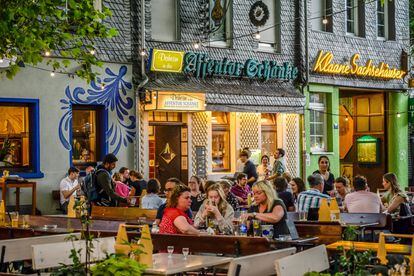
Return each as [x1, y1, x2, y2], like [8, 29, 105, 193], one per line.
[159, 184, 200, 235]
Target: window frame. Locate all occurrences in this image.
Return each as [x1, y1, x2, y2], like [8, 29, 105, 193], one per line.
[345, 0, 359, 36]
[211, 112, 231, 172]
[0, 98, 43, 178]
[309, 93, 328, 153]
[310, 0, 333, 33]
[69, 104, 108, 170]
[208, 0, 233, 48]
[257, 0, 281, 52]
[150, 0, 181, 42]
[376, 0, 388, 40]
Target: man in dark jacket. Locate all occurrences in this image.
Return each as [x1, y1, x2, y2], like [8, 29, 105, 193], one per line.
[94, 153, 129, 206]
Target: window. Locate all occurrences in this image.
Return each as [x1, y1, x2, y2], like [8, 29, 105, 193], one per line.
[151, 0, 180, 41]
[148, 111, 182, 122]
[355, 95, 384, 133]
[71, 105, 105, 169]
[258, 0, 281, 52]
[212, 112, 230, 172]
[261, 114, 277, 156]
[0, 99, 42, 178]
[311, 0, 332, 32]
[346, 0, 357, 35]
[209, 0, 232, 47]
[309, 93, 327, 152]
[376, 0, 386, 38]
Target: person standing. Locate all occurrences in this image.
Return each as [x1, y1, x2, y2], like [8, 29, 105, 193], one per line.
[60, 167, 80, 213]
[257, 155, 272, 181]
[344, 176, 382, 213]
[239, 150, 258, 187]
[268, 148, 286, 181]
[313, 156, 335, 194]
[93, 154, 128, 207]
[188, 175, 206, 212]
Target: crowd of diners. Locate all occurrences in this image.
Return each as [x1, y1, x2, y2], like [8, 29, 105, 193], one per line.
[59, 152, 411, 237]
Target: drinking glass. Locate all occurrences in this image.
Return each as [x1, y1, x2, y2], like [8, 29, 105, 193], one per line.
[10, 212, 19, 227]
[252, 219, 261, 237]
[22, 215, 30, 228]
[182, 248, 189, 259]
[167, 246, 174, 258]
[299, 211, 307, 221]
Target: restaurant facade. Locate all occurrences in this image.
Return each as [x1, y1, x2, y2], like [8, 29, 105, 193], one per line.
[132, 0, 306, 186]
[0, 1, 135, 214]
[304, 0, 410, 191]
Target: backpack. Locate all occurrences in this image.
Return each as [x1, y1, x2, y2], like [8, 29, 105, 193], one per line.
[83, 169, 106, 202]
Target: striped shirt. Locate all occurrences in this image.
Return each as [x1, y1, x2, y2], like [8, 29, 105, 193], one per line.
[297, 189, 330, 212]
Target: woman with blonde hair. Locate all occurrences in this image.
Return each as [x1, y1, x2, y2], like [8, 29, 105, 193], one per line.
[382, 173, 408, 214]
[242, 180, 289, 238]
[194, 183, 234, 234]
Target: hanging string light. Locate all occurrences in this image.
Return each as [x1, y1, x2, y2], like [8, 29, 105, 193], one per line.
[322, 18, 328, 25]
[50, 71, 55, 77]
[254, 32, 261, 40]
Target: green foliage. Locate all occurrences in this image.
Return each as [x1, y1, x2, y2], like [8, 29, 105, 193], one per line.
[0, 0, 118, 82]
[342, 226, 358, 241]
[337, 246, 374, 276]
[303, 272, 343, 276]
[90, 254, 147, 276]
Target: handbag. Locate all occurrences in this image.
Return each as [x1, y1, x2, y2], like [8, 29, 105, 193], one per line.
[399, 202, 413, 217]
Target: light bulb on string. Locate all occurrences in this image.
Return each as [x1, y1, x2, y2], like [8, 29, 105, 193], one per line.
[100, 83, 105, 90]
[345, 115, 349, 121]
[90, 49, 96, 55]
[254, 32, 261, 39]
[140, 49, 147, 56]
[193, 42, 200, 49]
[44, 51, 51, 56]
[0, 59, 3, 63]
[322, 18, 328, 25]
[397, 112, 401, 118]
[50, 71, 55, 77]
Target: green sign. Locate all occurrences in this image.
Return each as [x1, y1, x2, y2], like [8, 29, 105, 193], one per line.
[409, 98, 414, 123]
[182, 51, 298, 81]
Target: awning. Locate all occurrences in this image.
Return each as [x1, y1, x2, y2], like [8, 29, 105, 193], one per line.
[144, 76, 305, 113]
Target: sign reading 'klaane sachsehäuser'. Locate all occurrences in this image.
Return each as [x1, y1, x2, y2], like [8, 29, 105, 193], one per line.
[149, 48, 298, 81]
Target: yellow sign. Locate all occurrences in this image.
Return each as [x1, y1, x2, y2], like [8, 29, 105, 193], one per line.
[313, 50, 406, 80]
[145, 92, 206, 111]
[150, 49, 184, 73]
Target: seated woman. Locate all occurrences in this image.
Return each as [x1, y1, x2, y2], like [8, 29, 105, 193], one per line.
[289, 177, 306, 204]
[243, 180, 290, 239]
[141, 179, 165, 209]
[113, 173, 131, 198]
[219, 180, 239, 211]
[194, 183, 234, 234]
[382, 172, 409, 214]
[159, 184, 200, 235]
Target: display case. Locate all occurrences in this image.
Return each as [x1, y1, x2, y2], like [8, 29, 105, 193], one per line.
[356, 135, 380, 164]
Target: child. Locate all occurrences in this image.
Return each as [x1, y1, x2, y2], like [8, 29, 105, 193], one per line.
[113, 172, 131, 198]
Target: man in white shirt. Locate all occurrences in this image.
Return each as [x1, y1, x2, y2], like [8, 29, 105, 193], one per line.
[344, 176, 383, 213]
[60, 167, 80, 213]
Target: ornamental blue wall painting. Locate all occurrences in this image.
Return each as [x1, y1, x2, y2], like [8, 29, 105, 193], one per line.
[58, 66, 136, 156]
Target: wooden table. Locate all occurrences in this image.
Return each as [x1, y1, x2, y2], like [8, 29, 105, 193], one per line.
[0, 181, 36, 215]
[145, 253, 233, 275]
[327, 240, 411, 255]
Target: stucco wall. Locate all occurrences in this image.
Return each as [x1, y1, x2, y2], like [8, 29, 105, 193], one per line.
[0, 62, 135, 214]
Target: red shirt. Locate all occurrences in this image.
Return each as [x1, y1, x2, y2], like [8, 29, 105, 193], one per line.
[159, 207, 193, 234]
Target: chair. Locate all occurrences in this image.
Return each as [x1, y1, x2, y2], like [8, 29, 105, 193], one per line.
[227, 247, 296, 276]
[274, 245, 329, 276]
[31, 237, 115, 270]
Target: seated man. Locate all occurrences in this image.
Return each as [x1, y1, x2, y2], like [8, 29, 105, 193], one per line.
[231, 173, 251, 205]
[297, 174, 330, 212]
[344, 176, 383, 213]
[59, 167, 80, 213]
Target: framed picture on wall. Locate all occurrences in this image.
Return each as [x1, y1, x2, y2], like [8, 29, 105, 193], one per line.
[340, 163, 353, 186]
[181, 128, 188, 141]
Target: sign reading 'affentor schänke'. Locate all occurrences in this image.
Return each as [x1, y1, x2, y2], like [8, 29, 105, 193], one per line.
[313, 50, 406, 80]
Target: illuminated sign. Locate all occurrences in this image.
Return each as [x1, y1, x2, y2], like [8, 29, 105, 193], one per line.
[313, 50, 406, 80]
[183, 52, 298, 81]
[145, 92, 205, 111]
[150, 49, 185, 73]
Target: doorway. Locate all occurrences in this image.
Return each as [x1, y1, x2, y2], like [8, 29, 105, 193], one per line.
[339, 92, 386, 192]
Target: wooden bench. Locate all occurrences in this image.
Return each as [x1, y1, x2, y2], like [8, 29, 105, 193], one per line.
[0, 233, 81, 264]
[275, 245, 329, 275]
[91, 206, 157, 221]
[226, 247, 296, 276]
[31, 236, 115, 270]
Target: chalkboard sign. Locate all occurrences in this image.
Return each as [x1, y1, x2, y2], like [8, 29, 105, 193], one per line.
[195, 146, 207, 178]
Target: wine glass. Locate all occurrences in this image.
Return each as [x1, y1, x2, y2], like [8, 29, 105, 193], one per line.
[182, 248, 189, 260]
[167, 246, 174, 258]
